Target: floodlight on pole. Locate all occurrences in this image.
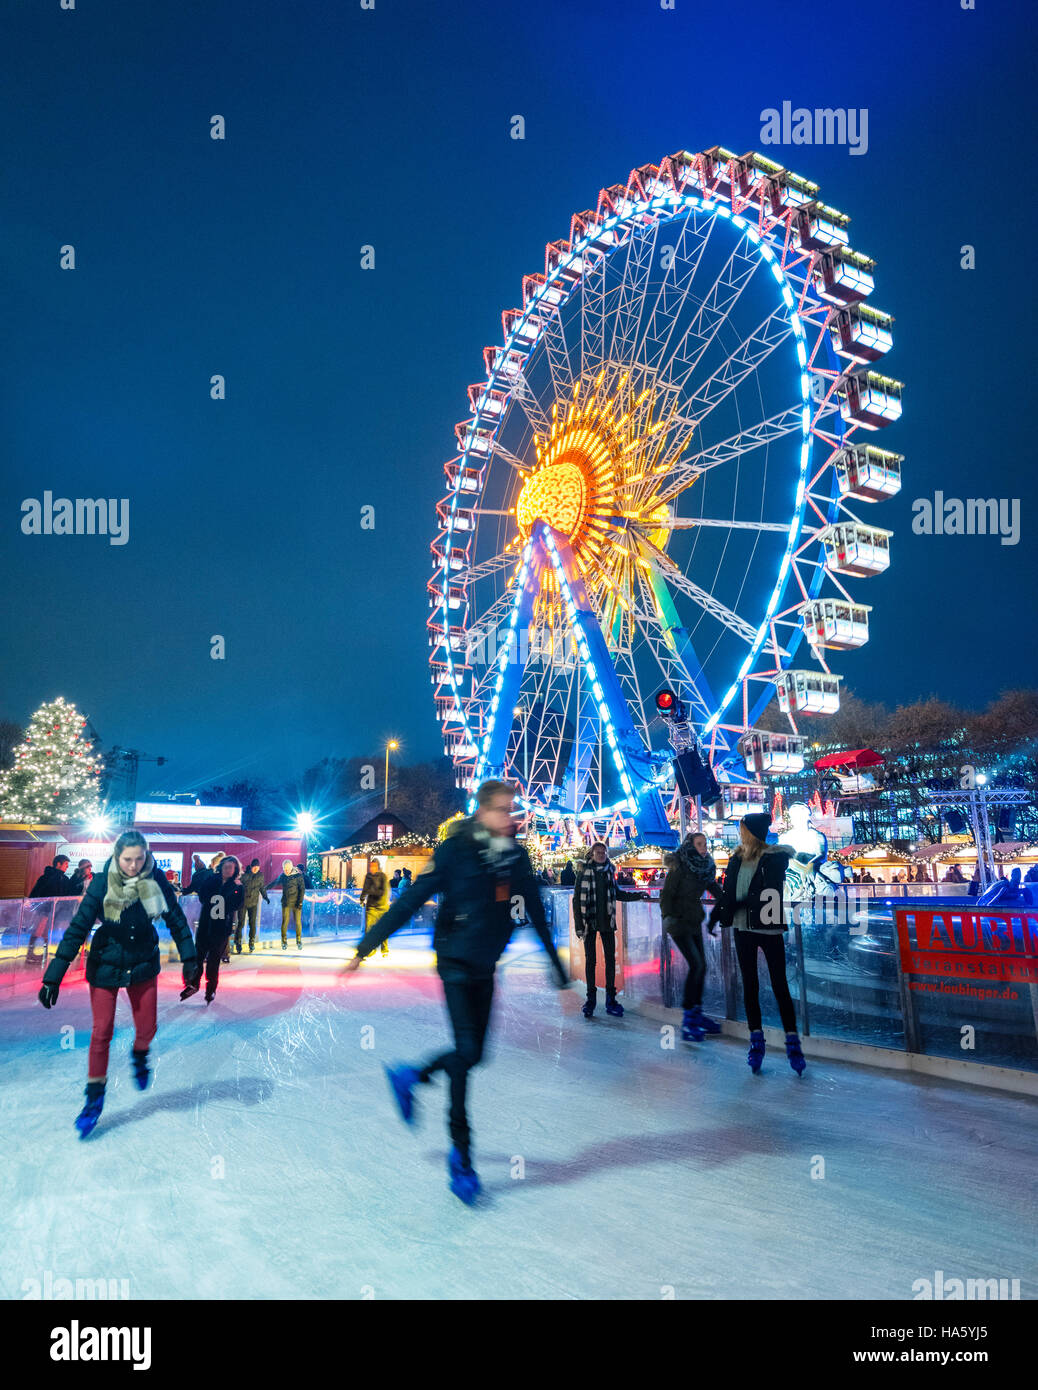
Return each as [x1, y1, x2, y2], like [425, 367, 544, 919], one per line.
[384, 740, 399, 810]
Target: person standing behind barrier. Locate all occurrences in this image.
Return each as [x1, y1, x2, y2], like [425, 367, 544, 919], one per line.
[573, 842, 646, 1020]
[360, 858, 391, 958]
[235, 859, 269, 954]
[707, 813, 805, 1076]
[30, 855, 78, 899]
[26, 855, 79, 963]
[660, 832, 723, 1041]
[69, 859, 94, 894]
[268, 859, 306, 951]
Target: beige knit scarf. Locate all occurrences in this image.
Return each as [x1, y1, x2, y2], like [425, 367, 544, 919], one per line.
[103, 851, 167, 924]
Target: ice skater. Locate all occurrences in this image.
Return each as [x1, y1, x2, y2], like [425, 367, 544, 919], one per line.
[341, 779, 569, 1204]
[572, 841, 646, 1020]
[235, 858, 269, 953]
[660, 831, 723, 1040]
[267, 859, 306, 950]
[359, 857, 391, 957]
[37, 830, 200, 1137]
[707, 813, 805, 1075]
[188, 855, 244, 1003]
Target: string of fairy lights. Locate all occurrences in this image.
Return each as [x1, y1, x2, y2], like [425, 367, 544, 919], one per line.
[0, 697, 103, 823]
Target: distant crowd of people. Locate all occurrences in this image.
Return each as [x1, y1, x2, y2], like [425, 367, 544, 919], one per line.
[26, 851, 312, 969]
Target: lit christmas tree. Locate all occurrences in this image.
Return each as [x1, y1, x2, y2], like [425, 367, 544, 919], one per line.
[0, 698, 103, 823]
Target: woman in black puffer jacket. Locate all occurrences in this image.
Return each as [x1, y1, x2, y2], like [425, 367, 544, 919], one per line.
[188, 854, 244, 1001]
[707, 813, 806, 1076]
[38, 829, 200, 1137]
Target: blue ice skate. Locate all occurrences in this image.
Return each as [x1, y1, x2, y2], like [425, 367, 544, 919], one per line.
[448, 1146, 480, 1205]
[131, 1049, 150, 1091]
[384, 1064, 421, 1124]
[75, 1083, 105, 1139]
[747, 1030, 766, 1074]
[681, 1008, 704, 1042]
[785, 1033, 806, 1076]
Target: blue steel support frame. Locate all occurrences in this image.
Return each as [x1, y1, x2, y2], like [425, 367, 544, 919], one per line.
[481, 523, 677, 846]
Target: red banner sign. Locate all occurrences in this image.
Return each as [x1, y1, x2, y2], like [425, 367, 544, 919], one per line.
[894, 907, 1038, 985]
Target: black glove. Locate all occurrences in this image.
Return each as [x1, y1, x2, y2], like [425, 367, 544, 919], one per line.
[38, 983, 59, 1009]
[180, 962, 202, 999]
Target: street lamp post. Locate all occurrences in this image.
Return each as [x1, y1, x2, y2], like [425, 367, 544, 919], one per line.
[295, 812, 316, 884]
[384, 740, 398, 810]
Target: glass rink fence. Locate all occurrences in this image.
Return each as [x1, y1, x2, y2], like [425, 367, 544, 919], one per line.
[539, 886, 1038, 1074]
[5, 886, 1037, 1074]
[0, 888, 439, 987]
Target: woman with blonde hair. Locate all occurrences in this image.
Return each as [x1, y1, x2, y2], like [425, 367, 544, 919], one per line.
[37, 829, 200, 1137]
[707, 813, 805, 1075]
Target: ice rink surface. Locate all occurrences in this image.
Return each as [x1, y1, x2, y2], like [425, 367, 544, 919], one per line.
[2, 934, 1035, 1301]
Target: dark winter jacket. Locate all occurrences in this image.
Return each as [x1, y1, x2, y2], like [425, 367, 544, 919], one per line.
[194, 868, 244, 936]
[42, 857, 197, 990]
[69, 868, 93, 895]
[267, 868, 305, 909]
[708, 846, 793, 934]
[30, 865, 79, 898]
[660, 851, 720, 930]
[354, 818, 566, 983]
[240, 867, 269, 908]
[559, 863, 576, 887]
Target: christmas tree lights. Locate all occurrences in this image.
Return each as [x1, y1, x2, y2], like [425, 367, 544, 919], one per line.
[0, 698, 103, 824]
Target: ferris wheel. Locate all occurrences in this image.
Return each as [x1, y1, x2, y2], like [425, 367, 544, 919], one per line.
[428, 146, 903, 844]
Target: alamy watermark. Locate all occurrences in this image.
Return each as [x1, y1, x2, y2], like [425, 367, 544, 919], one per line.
[21, 491, 129, 546]
[22, 1270, 130, 1299]
[911, 493, 1020, 546]
[760, 102, 868, 156]
[465, 625, 571, 670]
[912, 1270, 1020, 1300]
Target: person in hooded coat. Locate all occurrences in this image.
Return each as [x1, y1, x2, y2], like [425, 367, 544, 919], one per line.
[660, 831, 723, 1041]
[707, 812, 805, 1076]
[267, 859, 306, 950]
[37, 830, 200, 1137]
[190, 854, 244, 1001]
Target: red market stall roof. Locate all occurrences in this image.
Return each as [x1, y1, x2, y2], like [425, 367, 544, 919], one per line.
[992, 841, 1038, 860]
[831, 843, 912, 862]
[910, 842, 976, 862]
[813, 748, 885, 770]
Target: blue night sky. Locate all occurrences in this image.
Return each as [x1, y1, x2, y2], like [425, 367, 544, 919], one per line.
[2, 0, 1034, 797]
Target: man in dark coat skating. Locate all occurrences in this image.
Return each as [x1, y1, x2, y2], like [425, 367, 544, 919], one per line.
[341, 779, 569, 1204]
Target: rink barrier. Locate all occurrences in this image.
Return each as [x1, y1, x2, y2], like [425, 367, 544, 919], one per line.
[0, 889, 437, 988]
[541, 887, 1038, 1079]
[7, 887, 1037, 1082]
[629, 1004, 1038, 1096]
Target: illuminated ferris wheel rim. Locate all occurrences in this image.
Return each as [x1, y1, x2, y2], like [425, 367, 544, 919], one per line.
[431, 148, 902, 817]
[448, 196, 813, 746]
